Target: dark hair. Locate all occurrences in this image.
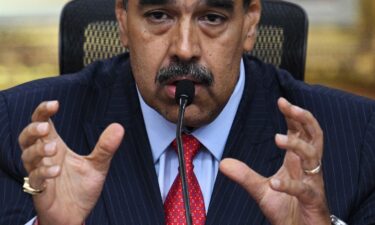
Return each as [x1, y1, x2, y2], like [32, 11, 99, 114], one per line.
[122, 0, 252, 9]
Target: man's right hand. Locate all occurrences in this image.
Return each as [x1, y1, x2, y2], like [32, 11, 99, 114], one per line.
[19, 101, 125, 225]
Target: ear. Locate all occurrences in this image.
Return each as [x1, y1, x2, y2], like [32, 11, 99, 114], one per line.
[243, 0, 261, 52]
[115, 0, 129, 48]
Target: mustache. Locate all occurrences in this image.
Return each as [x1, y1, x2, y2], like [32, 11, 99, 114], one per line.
[155, 62, 214, 86]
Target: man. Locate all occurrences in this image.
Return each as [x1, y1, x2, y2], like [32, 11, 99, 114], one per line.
[0, 0, 374, 224]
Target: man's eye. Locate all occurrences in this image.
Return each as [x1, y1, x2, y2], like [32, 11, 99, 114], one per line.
[201, 14, 226, 25]
[145, 11, 170, 22]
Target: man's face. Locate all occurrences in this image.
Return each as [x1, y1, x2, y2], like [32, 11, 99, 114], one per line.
[116, 0, 260, 127]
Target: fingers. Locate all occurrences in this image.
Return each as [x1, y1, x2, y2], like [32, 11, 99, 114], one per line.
[270, 178, 317, 205]
[19, 101, 61, 191]
[220, 158, 266, 203]
[19, 101, 60, 149]
[19, 122, 50, 149]
[28, 165, 61, 191]
[273, 98, 326, 205]
[22, 139, 60, 190]
[22, 140, 57, 172]
[277, 98, 323, 171]
[87, 123, 125, 171]
[31, 101, 59, 122]
[278, 97, 323, 143]
[275, 134, 320, 172]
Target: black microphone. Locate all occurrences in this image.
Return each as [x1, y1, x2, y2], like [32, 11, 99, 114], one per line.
[175, 80, 195, 225]
[175, 79, 195, 106]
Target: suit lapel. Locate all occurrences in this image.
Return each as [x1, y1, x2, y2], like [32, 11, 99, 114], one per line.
[206, 56, 286, 225]
[83, 59, 165, 225]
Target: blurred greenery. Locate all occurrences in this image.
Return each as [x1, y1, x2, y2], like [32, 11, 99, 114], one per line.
[0, 0, 374, 98]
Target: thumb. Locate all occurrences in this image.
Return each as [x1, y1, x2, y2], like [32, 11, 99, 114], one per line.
[88, 123, 125, 171]
[220, 158, 267, 203]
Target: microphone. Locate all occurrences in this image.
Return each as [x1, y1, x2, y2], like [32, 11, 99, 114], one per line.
[175, 80, 195, 225]
[175, 79, 195, 106]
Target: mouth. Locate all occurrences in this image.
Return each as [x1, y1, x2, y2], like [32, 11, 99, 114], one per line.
[164, 76, 202, 86]
[163, 77, 203, 100]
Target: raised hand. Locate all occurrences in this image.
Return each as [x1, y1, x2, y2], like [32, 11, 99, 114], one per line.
[19, 101, 124, 225]
[220, 97, 331, 225]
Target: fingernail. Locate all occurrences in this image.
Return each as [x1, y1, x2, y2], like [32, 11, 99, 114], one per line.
[37, 123, 49, 133]
[271, 178, 281, 189]
[44, 142, 56, 155]
[276, 134, 288, 145]
[46, 101, 58, 109]
[48, 165, 60, 176]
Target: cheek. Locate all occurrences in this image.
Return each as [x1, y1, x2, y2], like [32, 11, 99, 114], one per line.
[127, 23, 170, 73]
[204, 49, 242, 96]
[202, 30, 244, 75]
[203, 22, 245, 60]
[128, 35, 170, 91]
[200, 51, 241, 114]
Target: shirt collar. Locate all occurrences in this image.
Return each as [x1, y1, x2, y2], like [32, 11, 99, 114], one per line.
[138, 59, 245, 162]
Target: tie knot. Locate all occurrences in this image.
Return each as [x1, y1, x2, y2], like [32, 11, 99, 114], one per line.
[172, 134, 201, 163]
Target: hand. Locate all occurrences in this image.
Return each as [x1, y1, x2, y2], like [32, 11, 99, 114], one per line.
[19, 101, 125, 225]
[220, 97, 330, 225]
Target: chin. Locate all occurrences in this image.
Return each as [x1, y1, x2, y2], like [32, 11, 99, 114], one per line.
[182, 106, 217, 128]
[157, 103, 218, 128]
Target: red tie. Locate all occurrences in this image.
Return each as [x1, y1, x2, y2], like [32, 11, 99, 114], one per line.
[164, 134, 206, 225]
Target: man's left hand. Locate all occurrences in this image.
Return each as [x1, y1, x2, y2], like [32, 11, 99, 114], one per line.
[220, 97, 331, 225]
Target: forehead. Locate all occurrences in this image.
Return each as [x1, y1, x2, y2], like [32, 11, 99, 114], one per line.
[137, 0, 236, 8]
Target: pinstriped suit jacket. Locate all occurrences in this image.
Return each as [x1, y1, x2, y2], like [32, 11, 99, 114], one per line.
[1, 53, 375, 225]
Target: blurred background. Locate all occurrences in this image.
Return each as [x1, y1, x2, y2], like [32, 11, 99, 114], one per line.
[0, 0, 374, 98]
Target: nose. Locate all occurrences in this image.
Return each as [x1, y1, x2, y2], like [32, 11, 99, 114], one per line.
[170, 18, 201, 62]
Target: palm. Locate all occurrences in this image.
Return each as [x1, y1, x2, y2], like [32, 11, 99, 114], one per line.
[257, 151, 307, 225]
[220, 98, 330, 225]
[34, 144, 109, 225]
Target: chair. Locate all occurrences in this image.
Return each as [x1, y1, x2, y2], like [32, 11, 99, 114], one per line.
[59, 0, 308, 80]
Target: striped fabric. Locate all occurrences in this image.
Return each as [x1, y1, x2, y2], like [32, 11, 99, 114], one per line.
[0, 53, 375, 224]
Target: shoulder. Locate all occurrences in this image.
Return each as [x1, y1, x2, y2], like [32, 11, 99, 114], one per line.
[243, 54, 375, 146]
[243, 54, 375, 117]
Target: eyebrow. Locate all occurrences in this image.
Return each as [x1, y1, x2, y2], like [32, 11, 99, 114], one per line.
[139, 0, 234, 10]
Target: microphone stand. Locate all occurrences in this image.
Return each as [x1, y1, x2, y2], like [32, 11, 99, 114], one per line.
[176, 95, 193, 225]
